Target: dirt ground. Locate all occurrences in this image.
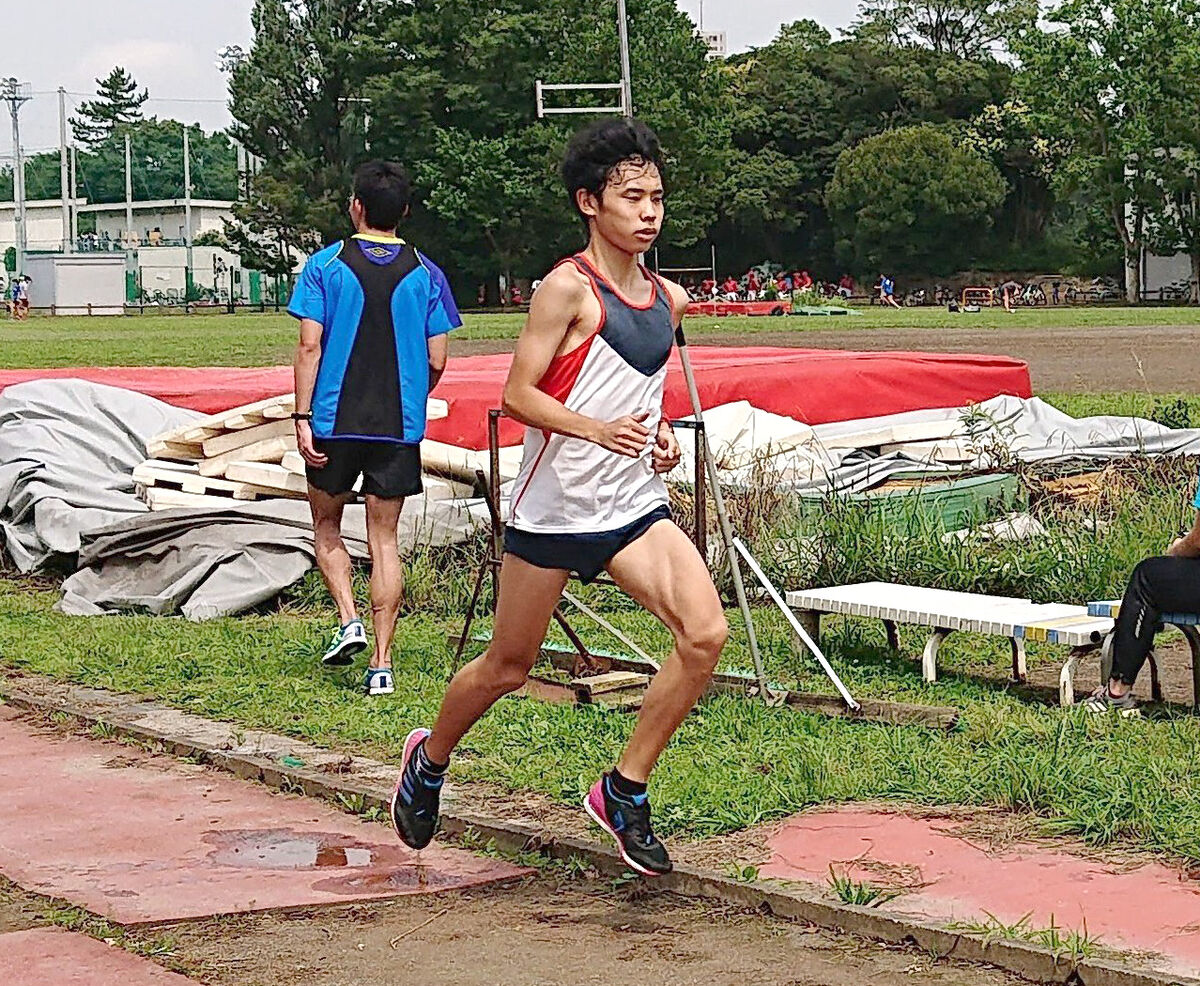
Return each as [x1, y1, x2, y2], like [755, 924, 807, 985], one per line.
[454, 322, 1199, 393]
[0, 875, 1022, 986]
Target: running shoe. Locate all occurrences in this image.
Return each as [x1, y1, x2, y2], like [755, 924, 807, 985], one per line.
[584, 773, 673, 877]
[390, 728, 442, 850]
[363, 666, 395, 696]
[321, 619, 367, 667]
[1084, 684, 1140, 717]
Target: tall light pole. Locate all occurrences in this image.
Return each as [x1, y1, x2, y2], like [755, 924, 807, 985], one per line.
[616, 0, 633, 118]
[58, 88, 71, 252]
[2, 78, 32, 274]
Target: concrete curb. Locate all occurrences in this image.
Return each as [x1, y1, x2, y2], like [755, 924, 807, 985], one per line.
[1, 674, 1193, 986]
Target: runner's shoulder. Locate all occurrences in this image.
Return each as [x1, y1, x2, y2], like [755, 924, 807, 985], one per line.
[654, 273, 690, 322]
[533, 261, 592, 308]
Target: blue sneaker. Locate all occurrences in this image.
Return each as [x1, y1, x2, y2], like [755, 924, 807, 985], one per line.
[364, 666, 395, 696]
[390, 728, 442, 850]
[321, 619, 367, 667]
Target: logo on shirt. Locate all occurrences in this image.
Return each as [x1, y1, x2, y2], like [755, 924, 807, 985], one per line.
[366, 245, 392, 258]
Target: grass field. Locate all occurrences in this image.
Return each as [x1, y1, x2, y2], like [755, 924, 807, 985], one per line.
[4, 310, 1200, 863]
[4, 305, 1200, 367]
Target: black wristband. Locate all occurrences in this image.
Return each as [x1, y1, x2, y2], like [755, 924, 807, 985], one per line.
[290, 412, 312, 421]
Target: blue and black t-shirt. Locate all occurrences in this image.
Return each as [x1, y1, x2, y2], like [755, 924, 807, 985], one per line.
[287, 233, 462, 444]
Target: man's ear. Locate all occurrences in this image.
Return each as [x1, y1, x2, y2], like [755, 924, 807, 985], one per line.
[575, 187, 599, 220]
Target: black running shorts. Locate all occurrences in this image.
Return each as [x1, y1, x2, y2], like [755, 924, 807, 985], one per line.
[503, 505, 671, 583]
[306, 438, 423, 499]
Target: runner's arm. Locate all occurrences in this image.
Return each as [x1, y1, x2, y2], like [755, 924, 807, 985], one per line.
[428, 332, 448, 391]
[294, 318, 322, 414]
[502, 270, 648, 456]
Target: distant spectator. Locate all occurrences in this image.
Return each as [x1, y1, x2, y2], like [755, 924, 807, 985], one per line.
[701, 276, 716, 299]
[877, 273, 900, 308]
[477, 284, 487, 305]
[745, 269, 760, 300]
[530, 278, 543, 295]
[837, 273, 855, 298]
[1000, 278, 1022, 313]
[720, 275, 738, 300]
[795, 269, 813, 291]
[7, 278, 17, 319]
[1051, 279, 1061, 305]
[510, 284, 524, 306]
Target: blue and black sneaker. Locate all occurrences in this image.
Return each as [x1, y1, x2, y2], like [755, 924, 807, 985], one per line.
[390, 728, 444, 850]
[584, 773, 672, 877]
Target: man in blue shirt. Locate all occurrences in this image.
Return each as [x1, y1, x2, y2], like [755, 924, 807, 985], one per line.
[877, 273, 900, 308]
[288, 160, 461, 696]
[1087, 475, 1200, 715]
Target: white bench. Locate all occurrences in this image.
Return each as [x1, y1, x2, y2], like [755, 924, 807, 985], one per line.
[784, 582, 1113, 705]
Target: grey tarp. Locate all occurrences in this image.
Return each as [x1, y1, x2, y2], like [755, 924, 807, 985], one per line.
[0, 379, 198, 571]
[0, 379, 488, 620]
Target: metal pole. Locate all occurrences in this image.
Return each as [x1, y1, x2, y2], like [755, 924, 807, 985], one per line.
[8, 99, 25, 276]
[58, 88, 70, 252]
[124, 132, 133, 247]
[69, 145, 78, 243]
[731, 538, 859, 709]
[183, 126, 193, 292]
[616, 0, 633, 117]
[675, 329, 778, 702]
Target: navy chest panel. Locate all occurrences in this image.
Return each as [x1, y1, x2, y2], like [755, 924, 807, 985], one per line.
[574, 259, 674, 376]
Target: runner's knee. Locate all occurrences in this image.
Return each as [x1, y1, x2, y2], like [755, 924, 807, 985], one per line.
[677, 612, 728, 670]
[482, 649, 538, 693]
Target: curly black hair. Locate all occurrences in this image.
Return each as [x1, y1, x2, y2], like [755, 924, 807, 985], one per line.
[561, 118, 666, 230]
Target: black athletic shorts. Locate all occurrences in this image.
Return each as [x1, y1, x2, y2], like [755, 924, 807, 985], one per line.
[503, 505, 671, 583]
[305, 438, 423, 499]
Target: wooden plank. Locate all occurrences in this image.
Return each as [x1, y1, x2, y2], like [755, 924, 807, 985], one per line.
[224, 461, 309, 497]
[421, 439, 523, 483]
[134, 459, 290, 500]
[145, 438, 204, 462]
[154, 394, 295, 444]
[198, 436, 295, 477]
[144, 487, 257, 511]
[280, 450, 305, 475]
[201, 419, 295, 458]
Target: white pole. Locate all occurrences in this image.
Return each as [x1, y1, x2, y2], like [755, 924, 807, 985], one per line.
[9, 100, 25, 275]
[616, 0, 633, 117]
[731, 538, 860, 709]
[124, 132, 133, 247]
[58, 88, 70, 252]
[69, 145, 78, 243]
[183, 126, 193, 285]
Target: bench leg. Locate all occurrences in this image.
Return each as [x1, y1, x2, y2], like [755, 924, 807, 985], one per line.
[883, 619, 899, 653]
[1099, 631, 1115, 684]
[921, 628, 950, 683]
[1149, 651, 1163, 704]
[1060, 644, 1097, 706]
[1176, 624, 1200, 712]
[794, 609, 820, 650]
[1010, 637, 1027, 683]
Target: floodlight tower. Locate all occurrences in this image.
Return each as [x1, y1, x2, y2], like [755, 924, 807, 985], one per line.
[2, 78, 32, 274]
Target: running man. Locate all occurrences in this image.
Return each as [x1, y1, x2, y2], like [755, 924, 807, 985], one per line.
[877, 272, 901, 308]
[288, 160, 461, 696]
[390, 119, 729, 876]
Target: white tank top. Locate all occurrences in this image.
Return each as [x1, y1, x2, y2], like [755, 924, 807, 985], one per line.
[508, 255, 675, 534]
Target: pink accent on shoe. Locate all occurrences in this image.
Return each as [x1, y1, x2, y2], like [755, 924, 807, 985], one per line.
[582, 777, 662, 878]
[390, 727, 430, 842]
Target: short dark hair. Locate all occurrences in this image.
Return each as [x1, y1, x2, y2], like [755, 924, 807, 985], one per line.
[351, 160, 412, 230]
[561, 118, 666, 227]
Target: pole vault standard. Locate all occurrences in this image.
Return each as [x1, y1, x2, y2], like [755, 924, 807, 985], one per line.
[673, 327, 860, 711]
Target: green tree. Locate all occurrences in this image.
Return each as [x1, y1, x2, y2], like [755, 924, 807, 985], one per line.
[1011, 0, 1200, 302]
[69, 67, 149, 148]
[849, 0, 1037, 58]
[227, 0, 376, 259]
[825, 124, 1006, 274]
[716, 21, 1009, 274]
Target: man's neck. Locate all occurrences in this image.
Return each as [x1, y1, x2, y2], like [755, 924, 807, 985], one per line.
[353, 223, 400, 241]
[583, 234, 642, 291]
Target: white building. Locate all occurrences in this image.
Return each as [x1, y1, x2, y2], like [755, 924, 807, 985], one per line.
[700, 30, 727, 59]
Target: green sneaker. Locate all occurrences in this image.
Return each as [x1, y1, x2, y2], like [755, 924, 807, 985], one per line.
[321, 619, 367, 668]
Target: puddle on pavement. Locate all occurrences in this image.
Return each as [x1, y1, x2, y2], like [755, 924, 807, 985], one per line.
[313, 866, 461, 895]
[203, 828, 411, 871]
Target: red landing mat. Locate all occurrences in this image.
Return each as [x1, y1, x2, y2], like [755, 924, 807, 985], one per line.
[0, 716, 529, 925]
[0, 347, 1031, 450]
[685, 300, 792, 316]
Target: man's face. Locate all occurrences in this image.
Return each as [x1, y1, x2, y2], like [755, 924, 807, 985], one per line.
[578, 158, 664, 253]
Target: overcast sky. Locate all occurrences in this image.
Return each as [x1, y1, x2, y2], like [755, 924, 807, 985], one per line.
[4, 0, 854, 159]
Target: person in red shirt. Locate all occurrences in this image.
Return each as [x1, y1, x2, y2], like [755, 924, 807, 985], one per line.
[745, 269, 760, 300]
[722, 276, 739, 300]
[837, 273, 854, 298]
[795, 269, 813, 291]
[700, 277, 716, 299]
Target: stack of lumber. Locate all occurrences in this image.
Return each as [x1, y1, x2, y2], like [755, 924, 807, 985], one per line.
[136, 394, 465, 510]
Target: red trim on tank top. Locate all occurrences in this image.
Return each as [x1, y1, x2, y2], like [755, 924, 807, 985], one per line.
[644, 269, 678, 326]
[510, 439, 551, 515]
[573, 253, 658, 310]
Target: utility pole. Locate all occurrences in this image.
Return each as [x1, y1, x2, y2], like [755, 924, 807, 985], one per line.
[124, 132, 133, 247]
[616, 0, 633, 117]
[183, 125, 193, 296]
[69, 145, 78, 243]
[58, 88, 70, 252]
[2, 78, 32, 274]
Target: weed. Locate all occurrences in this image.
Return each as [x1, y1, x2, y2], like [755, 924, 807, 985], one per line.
[89, 720, 117, 740]
[827, 867, 901, 907]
